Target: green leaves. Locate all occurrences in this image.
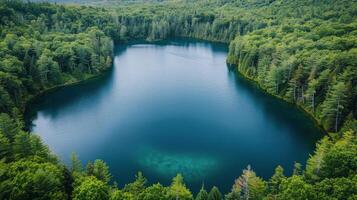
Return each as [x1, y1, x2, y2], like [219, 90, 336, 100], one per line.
[72, 176, 109, 200]
[320, 82, 349, 132]
[208, 186, 222, 200]
[226, 166, 267, 200]
[0, 159, 67, 200]
[167, 174, 193, 200]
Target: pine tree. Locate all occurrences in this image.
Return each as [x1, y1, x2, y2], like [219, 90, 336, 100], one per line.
[71, 153, 83, 174]
[293, 162, 302, 176]
[93, 159, 111, 183]
[320, 82, 348, 132]
[232, 165, 267, 200]
[167, 174, 193, 200]
[208, 186, 222, 200]
[195, 186, 208, 200]
[268, 165, 286, 195]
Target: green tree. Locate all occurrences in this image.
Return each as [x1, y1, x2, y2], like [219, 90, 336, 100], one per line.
[312, 176, 357, 200]
[72, 176, 109, 200]
[93, 159, 111, 183]
[0, 159, 67, 200]
[231, 165, 266, 200]
[305, 137, 332, 183]
[278, 176, 314, 200]
[0, 131, 10, 161]
[70, 153, 83, 174]
[320, 131, 357, 179]
[86, 161, 94, 176]
[124, 171, 147, 196]
[208, 186, 222, 200]
[0, 113, 22, 142]
[167, 174, 193, 200]
[140, 183, 168, 200]
[12, 131, 32, 159]
[320, 82, 348, 132]
[109, 188, 125, 200]
[268, 165, 286, 195]
[195, 187, 208, 200]
[293, 162, 302, 176]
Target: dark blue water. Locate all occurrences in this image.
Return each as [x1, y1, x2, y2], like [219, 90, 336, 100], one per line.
[28, 39, 322, 193]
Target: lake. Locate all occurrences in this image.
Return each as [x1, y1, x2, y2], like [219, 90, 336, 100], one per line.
[27, 39, 322, 193]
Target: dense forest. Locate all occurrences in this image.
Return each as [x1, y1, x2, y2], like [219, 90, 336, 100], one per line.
[0, 0, 356, 199]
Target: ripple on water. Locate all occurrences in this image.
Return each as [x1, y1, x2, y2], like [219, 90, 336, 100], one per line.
[138, 148, 217, 181]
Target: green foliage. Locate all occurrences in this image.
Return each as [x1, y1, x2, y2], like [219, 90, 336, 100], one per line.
[167, 174, 193, 200]
[320, 82, 349, 132]
[195, 187, 208, 200]
[305, 131, 357, 182]
[123, 171, 147, 197]
[92, 159, 111, 183]
[225, 0, 356, 133]
[140, 183, 168, 200]
[0, 0, 356, 199]
[268, 165, 286, 195]
[72, 176, 109, 200]
[226, 166, 267, 200]
[71, 153, 83, 174]
[293, 162, 302, 176]
[208, 186, 222, 200]
[0, 159, 67, 200]
[0, 131, 10, 160]
[312, 175, 357, 200]
[278, 175, 314, 200]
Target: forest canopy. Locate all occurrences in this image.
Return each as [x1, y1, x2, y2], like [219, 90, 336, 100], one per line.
[0, 0, 356, 199]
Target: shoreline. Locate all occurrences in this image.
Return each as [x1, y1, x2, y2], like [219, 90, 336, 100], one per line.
[24, 39, 327, 136]
[23, 67, 113, 130]
[229, 65, 327, 135]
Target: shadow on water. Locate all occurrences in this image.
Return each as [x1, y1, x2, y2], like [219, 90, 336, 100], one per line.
[25, 69, 115, 130]
[227, 67, 324, 141]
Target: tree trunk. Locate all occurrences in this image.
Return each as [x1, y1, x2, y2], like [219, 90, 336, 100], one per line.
[335, 98, 340, 132]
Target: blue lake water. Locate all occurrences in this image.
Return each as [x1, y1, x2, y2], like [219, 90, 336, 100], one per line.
[27, 39, 322, 193]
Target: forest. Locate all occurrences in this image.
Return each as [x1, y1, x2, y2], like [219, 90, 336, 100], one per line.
[0, 0, 356, 199]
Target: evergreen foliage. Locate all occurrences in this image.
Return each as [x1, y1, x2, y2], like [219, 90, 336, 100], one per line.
[0, 0, 356, 199]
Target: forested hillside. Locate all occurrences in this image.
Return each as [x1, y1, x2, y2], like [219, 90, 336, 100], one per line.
[0, 0, 356, 199]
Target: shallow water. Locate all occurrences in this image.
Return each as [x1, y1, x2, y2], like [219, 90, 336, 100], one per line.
[27, 39, 322, 193]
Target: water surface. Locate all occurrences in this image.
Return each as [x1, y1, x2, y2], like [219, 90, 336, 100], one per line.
[28, 39, 322, 193]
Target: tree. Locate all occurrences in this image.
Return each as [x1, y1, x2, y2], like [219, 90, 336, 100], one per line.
[37, 49, 62, 85]
[140, 183, 168, 200]
[70, 153, 83, 174]
[0, 159, 67, 200]
[86, 161, 94, 176]
[320, 82, 348, 132]
[208, 186, 222, 200]
[312, 176, 357, 200]
[293, 162, 302, 176]
[195, 187, 208, 200]
[72, 176, 109, 200]
[268, 165, 286, 195]
[167, 174, 193, 200]
[320, 131, 357, 179]
[92, 159, 111, 183]
[109, 188, 124, 200]
[0, 131, 10, 161]
[304, 78, 318, 112]
[12, 131, 32, 160]
[0, 113, 22, 142]
[305, 137, 332, 183]
[230, 165, 266, 200]
[278, 176, 314, 200]
[124, 171, 147, 196]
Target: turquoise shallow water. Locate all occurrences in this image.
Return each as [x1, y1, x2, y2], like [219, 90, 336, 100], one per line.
[27, 39, 322, 193]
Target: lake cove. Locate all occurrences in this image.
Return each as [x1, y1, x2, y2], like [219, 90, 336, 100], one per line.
[27, 39, 322, 193]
